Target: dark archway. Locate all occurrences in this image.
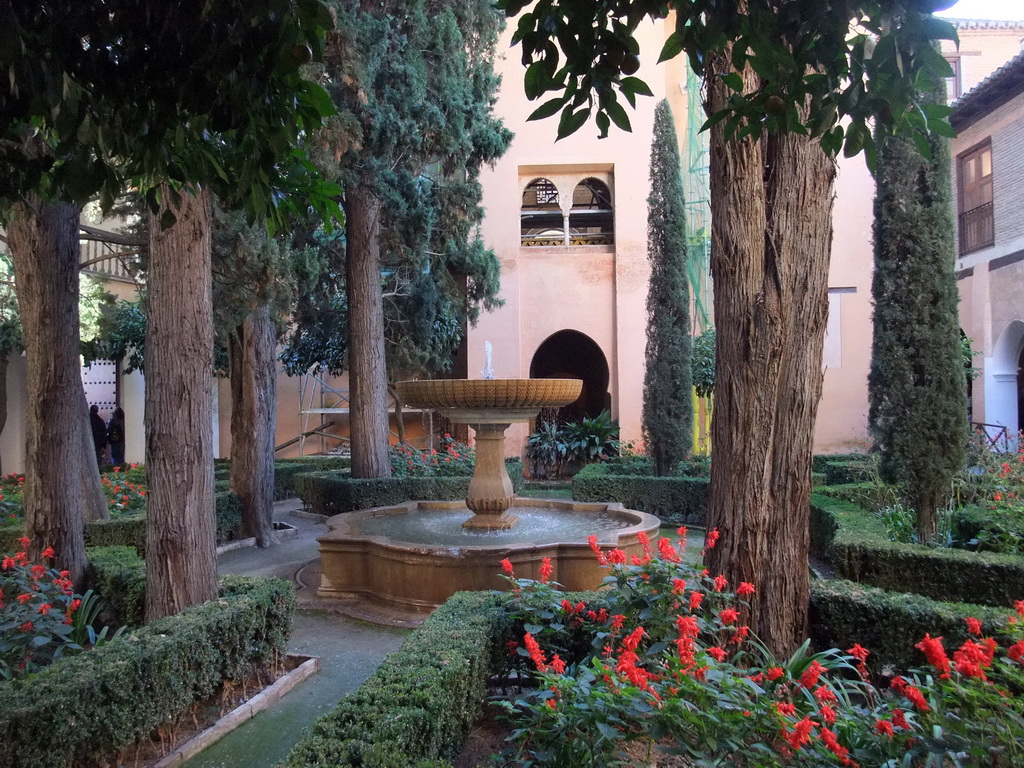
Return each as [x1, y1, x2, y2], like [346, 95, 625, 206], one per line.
[530, 330, 610, 423]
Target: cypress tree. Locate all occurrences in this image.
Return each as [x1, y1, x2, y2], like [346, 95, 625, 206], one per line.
[869, 87, 968, 542]
[643, 100, 693, 476]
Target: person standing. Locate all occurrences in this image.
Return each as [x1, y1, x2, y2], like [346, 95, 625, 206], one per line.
[107, 407, 126, 467]
[89, 404, 108, 467]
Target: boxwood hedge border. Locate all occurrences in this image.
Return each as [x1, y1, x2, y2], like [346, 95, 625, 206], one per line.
[570, 462, 708, 525]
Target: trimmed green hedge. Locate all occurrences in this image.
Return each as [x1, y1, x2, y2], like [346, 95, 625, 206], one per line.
[274, 462, 318, 500]
[822, 460, 877, 486]
[571, 463, 708, 525]
[88, 545, 147, 627]
[810, 579, 1012, 674]
[811, 453, 873, 474]
[281, 591, 510, 768]
[296, 461, 524, 517]
[810, 493, 1024, 608]
[0, 575, 296, 768]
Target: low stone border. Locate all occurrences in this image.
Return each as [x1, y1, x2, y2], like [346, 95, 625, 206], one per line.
[153, 653, 319, 767]
[290, 507, 329, 523]
[216, 537, 256, 555]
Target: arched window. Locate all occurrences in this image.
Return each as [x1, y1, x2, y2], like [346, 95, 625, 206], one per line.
[569, 178, 613, 245]
[521, 178, 564, 246]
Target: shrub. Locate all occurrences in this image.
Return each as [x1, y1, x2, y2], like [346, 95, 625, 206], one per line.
[280, 591, 509, 768]
[274, 462, 317, 500]
[0, 575, 295, 768]
[823, 458, 878, 485]
[0, 541, 82, 679]
[571, 463, 708, 525]
[811, 453, 873, 474]
[88, 546, 146, 627]
[809, 579, 1012, 674]
[810, 493, 1024, 608]
[296, 462, 524, 517]
[391, 436, 475, 478]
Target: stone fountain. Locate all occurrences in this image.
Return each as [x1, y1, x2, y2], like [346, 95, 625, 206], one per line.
[316, 376, 660, 622]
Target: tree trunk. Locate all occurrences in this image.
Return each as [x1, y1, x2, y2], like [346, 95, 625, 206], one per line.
[703, 59, 836, 657]
[144, 187, 218, 621]
[229, 307, 278, 547]
[0, 355, 7, 476]
[345, 189, 392, 478]
[389, 384, 407, 444]
[79, 388, 110, 522]
[7, 196, 88, 587]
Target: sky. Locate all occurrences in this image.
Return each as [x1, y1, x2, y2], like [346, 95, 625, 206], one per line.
[936, 0, 1024, 20]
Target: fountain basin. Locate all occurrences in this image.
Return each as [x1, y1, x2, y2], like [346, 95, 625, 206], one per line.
[317, 498, 660, 616]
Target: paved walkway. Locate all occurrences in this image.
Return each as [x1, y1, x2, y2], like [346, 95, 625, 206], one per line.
[182, 500, 409, 768]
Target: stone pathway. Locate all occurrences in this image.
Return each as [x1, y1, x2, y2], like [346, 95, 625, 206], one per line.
[181, 500, 409, 768]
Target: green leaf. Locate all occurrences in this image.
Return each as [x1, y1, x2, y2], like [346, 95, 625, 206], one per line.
[620, 76, 654, 98]
[658, 32, 684, 64]
[605, 99, 632, 132]
[556, 105, 590, 140]
[525, 62, 549, 101]
[527, 96, 568, 122]
[719, 72, 744, 93]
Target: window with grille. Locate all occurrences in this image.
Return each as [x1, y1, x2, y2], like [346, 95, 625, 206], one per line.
[958, 142, 994, 255]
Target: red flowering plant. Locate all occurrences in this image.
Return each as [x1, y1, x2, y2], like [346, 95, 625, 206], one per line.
[0, 540, 84, 680]
[498, 528, 1024, 766]
[389, 435, 475, 478]
[967, 436, 1024, 554]
[100, 464, 148, 517]
[0, 473, 26, 528]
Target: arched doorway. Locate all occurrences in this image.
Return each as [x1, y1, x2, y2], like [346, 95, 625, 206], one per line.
[985, 320, 1024, 448]
[529, 330, 610, 423]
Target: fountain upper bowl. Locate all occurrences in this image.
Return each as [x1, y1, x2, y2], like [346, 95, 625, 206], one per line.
[396, 378, 582, 411]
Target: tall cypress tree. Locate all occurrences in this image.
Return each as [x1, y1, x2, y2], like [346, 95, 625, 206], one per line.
[643, 100, 693, 476]
[869, 87, 967, 542]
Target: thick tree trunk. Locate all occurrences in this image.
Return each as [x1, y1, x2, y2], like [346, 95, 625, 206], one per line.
[7, 197, 88, 587]
[229, 307, 278, 547]
[703, 61, 836, 657]
[0, 355, 7, 476]
[79, 388, 110, 523]
[144, 187, 218, 621]
[345, 189, 392, 478]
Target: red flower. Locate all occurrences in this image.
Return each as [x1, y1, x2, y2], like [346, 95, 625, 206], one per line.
[545, 698, 556, 710]
[40, 546, 55, 558]
[606, 548, 627, 565]
[689, 591, 703, 611]
[622, 626, 646, 652]
[17, 593, 32, 604]
[820, 727, 851, 764]
[704, 528, 720, 550]
[587, 535, 607, 565]
[36, 603, 52, 615]
[799, 660, 825, 689]
[965, 617, 982, 636]
[676, 615, 699, 638]
[672, 578, 687, 595]
[847, 644, 870, 662]
[18, 621, 33, 633]
[903, 685, 929, 712]
[657, 536, 680, 562]
[1015, 600, 1024, 617]
[18, 536, 30, 549]
[1008, 640, 1024, 663]
[781, 716, 817, 750]
[766, 666, 785, 682]
[1, 556, 14, 570]
[814, 685, 838, 704]
[719, 607, 739, 625]
[875, 719, 895, 737]
[915, 634, 951, 679]
[523, 633, 548, 672]
[637, 531, 652, 556]
[819, 704, 837, 725]
[890, 675, 908, 693]
[736, 582, 755, 597]
[706, 646, 727, 662]
[500, 558, 514, 575]
[539, 557, 553, 584]
[776, 702, 796, 716]
[892, 709, 909, 729]
[676, 525, 688, 538]
[550, 654, 566, 675]
[713, 574, 728, 592]
[610, 614, 625, 633]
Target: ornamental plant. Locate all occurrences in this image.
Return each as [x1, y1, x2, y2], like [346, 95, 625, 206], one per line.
[0, 539, 83, 679]
[499, 529, 1024, 766]
[100, 464, 147, 517]
[390, 434, 475, 478]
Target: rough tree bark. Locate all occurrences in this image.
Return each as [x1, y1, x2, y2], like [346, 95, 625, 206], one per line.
[7, 196, 89, 586]
[703, 59, 837, 657]
[144, 187, 218, 621]
[345, 189, 392, 478]
[229, 306, 278, 547]
[79, 388, 110, 523]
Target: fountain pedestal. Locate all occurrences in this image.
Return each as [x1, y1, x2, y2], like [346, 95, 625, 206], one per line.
[464, 423, 517, 528]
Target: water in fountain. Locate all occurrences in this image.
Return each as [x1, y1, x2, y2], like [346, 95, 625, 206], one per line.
[351, 506, 632, 547]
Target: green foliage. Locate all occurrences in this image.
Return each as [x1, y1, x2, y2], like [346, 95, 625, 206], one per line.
[643, 100, 692, 476]
[81, 299, 146, 373]
[280, 591, 509, 768]
[822, 457, 878, 486]
[390, 438, 475, 478]
[0, 255, 22, 360]
[809, 579, 1013, 675]
[295, 462, 524, 517]
[496, 0, 956, 168]
[690, 328, 716, 399]
[811, 453, 875, 474]
[869, 86, 967, 538]
[526, 413, 620, 478]
[571, 463, 708, 526]
[282, 0, 513, 380]
[0, 543, 82, 679]
[0, 576, 295, 768]
[525, 422, 569, 479]
[810, 493, 1024, 608]
[0, 1, 339, 229]
[87, 546, 146, 628]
